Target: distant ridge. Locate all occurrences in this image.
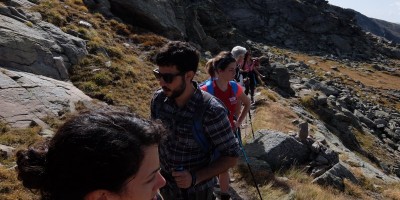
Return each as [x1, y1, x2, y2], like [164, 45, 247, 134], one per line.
[353, 10, 400, 44]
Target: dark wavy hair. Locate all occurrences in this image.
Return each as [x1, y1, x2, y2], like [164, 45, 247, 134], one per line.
[206, 51, 236, 77]
[154, 41, 200, 73]
[16, 111, 166, 200]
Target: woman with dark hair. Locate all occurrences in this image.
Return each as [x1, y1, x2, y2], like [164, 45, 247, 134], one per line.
[201, 51, 251, 200]
[16, 111, 166, 200]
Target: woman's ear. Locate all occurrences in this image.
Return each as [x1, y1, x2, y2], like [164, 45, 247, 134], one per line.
[84, 190, 111, 200]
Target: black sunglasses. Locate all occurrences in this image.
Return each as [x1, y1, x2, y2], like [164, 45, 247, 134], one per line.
[153, 69, 185, 83]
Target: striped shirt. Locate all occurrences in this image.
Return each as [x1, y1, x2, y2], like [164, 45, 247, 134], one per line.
[151, 82, 240, 195]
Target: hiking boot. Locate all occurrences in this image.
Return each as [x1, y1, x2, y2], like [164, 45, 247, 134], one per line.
[220, 193, 231, 200]
[213, 184, 221, 193]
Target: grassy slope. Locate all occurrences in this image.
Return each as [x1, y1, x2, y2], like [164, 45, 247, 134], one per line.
[0, 0, 399, 199]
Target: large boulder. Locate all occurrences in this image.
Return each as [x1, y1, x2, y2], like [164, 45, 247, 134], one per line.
[304, 78, 339, 96]
[244, 130, 310, 171]
[260, 62, 295, 96]
[0, 3, 87, 80]
[0, 67, 92, 128]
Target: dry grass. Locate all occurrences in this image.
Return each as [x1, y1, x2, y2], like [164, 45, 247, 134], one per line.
[343, 179, 374, 199]
[0, 123, 44, 199]
[31, 0, 169, 118]
[282, 167, 351, 200]
[0, 167, 39, 200]
[350, 167, 379, 192]
[349, 167, 400, 199]
[232, 165, 291, 199]
[258, 87, 278, 102]
[383, 182, 400, 200]
[290, 54, 400, 90]
[352, 128, 394, 166]
[300, 94, 315, 108]
[0, 125, 43, 167]
[0, 126, 42, 150]
[252, 100, 298, 133]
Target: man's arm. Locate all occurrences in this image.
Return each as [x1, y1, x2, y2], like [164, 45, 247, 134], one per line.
[172, 156, 238, 188]
[196, 156, 238, 183]
[236, 92, 251, 128]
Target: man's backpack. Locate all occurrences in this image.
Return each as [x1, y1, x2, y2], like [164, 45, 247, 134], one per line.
[154, 90, 224, 164]
[192, 91, 221, 163]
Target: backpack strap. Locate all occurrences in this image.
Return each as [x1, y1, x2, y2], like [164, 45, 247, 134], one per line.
[205, 80, 214, 96]
[207, 80, 238, 97]
[152, 91, 163, 119]
[229, 81, 238, 96]
[192, 91, 213, 154]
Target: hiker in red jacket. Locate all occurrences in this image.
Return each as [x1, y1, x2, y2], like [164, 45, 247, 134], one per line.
[201, 51, 251, 200]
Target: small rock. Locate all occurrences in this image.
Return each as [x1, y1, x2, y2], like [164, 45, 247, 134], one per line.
[78, 20, 92, 28]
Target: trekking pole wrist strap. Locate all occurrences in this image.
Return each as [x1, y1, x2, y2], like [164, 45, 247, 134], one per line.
[190, 171, 197, 187]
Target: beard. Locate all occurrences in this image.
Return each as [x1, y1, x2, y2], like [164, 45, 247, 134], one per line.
[162, 77, 186, 99]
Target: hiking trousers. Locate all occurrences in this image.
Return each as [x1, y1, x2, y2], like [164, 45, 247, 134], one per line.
[160, 186, 215, 200]
[243, 71, 256, 100]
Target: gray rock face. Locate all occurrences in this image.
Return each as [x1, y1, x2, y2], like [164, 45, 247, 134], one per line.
[245, 130, 310, 171]
[95, 0, 224, 51]
[110, 0, 182, 38]
[0, 4, 87, 80]
[85, 0, 399, 58]
[305, 78, 339, 96]
[0, 67, 92, 128]
[260, 62, 295, 96]
[312, 162, 358, 191]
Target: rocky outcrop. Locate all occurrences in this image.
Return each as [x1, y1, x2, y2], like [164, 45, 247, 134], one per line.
[0, 67, 92, 128]
[88, 0, 400, 59]
[86, 0, 235, 51]
[245, 130, 310, 171]
[0, 1, 88, 80]
[242, 128, 348, 190]
[312, 162, 359, 191]
[273, 50, 400, 179]
[260, 62, 295, 97]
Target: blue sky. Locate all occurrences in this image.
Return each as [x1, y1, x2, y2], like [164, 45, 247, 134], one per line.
[328, 0, 400, 23]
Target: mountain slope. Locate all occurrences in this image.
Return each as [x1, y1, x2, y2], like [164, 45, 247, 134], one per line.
[354, 11, 400, 44]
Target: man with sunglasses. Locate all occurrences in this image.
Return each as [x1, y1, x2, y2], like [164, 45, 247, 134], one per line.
[151, 41, 240, 200]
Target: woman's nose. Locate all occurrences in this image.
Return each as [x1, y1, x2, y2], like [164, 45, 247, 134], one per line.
[155, 171, 166, 189]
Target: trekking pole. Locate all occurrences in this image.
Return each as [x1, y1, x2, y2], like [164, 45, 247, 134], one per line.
[236, 129, 263, 200]
[248, 111, 255, 139]
[236, 127, 243, 147]
[243, 114, 248, 138]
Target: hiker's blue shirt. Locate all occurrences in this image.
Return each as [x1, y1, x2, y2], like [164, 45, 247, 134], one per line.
[151, 81, 240, 193]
